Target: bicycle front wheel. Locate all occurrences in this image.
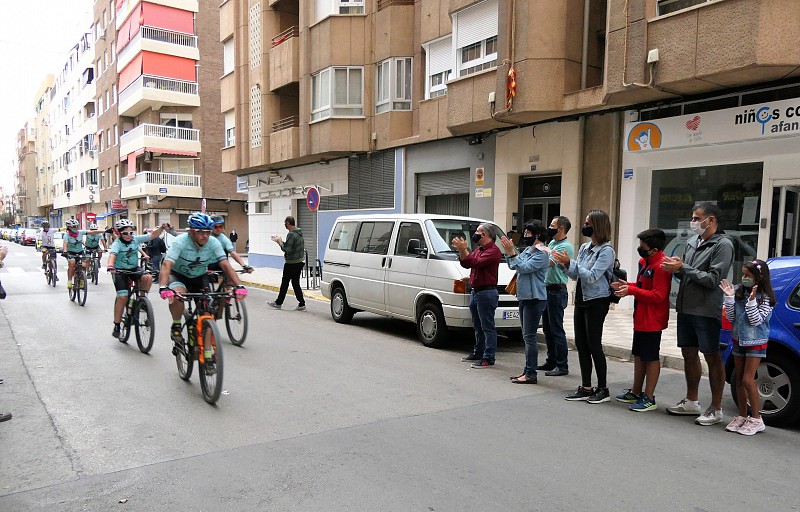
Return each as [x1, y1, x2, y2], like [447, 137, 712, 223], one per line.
[76, 272, 87, 307]
[198, 318, 224, 405]
[68, 278, 76, 301]
[119, 303, 132, 343]
[175, 311, 194, 381]
[134, 297, 155, 354]
[46, 260, 55, 286]
[91, 260, 99, 285]
[224, 299, 248, 347]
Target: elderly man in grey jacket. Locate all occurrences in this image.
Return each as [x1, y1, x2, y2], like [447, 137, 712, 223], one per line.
[661, 202, 734, 426]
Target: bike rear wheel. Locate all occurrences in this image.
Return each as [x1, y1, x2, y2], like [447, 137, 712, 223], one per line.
[76, 271, 87, 306]
[91, 259, 99, 285]
[134, 297, 155, 354]
[224, 299, 248, 346]
[175, 311, 194, 381]
[198, 318, 224, 405]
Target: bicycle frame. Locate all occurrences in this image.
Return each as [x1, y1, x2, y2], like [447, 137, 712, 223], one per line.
[180, 291, 229, 363]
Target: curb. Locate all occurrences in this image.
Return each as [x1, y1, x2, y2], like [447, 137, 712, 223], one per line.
[240, 279, 328, 302]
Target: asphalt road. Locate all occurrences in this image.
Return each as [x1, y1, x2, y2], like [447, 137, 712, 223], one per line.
[1, 244, 799, 511]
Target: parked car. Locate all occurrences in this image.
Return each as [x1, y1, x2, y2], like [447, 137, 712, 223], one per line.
[321, 214, 521, 347]
[20, 229, 38, 246]
[722, 256, 800, 427]
[52, 231, 64, 251]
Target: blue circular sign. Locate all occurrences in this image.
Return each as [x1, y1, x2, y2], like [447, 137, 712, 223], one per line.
[306, 186, 320, 211]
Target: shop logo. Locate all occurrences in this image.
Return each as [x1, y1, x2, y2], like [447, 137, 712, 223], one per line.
[627, 122, 662, 152]
[734, 106, 774, 135]
[685, 116, 701, 131]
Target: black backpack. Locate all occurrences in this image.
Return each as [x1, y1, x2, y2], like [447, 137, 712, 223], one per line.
[608, 258, 627, 303]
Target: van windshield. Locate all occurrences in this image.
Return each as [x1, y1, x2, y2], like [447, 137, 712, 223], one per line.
[425, 219, 510, 260]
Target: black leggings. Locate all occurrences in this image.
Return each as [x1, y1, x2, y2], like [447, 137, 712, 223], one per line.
[574, 298, 610, 388]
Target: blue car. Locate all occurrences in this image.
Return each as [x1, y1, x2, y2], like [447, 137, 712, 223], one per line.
[722, 256, 800, 427]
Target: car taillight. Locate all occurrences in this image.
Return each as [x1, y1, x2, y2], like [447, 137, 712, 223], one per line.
[453, 278, 469, 294]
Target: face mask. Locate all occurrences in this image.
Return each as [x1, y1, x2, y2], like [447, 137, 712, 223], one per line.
[581, 226, 593, 238]
[637, 247, 652, 259]
[547, 228, 558, 238]
[471, 232, 483, 244]
[521, 236, 535, 247]
[689, 218, 707, 235]
[740, 277, 755, 288]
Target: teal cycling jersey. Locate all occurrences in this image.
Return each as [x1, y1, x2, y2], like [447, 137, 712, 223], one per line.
[64, 230, 87, 253]
[84, 233, 102, 249]
[110, 234, 150, 270]
[165, 233, 226, 278]
[213, 232, 234, 254]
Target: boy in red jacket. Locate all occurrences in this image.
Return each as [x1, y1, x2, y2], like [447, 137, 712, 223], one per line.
[611, 228, 672, 412]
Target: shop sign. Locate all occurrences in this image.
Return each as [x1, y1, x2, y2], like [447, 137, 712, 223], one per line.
[625, 97, 800, 153]
[111, 199, 127, 210]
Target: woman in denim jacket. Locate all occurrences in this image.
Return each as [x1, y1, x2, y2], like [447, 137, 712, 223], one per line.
[552, 209, 616, 403]
[501, 221, 550, 384]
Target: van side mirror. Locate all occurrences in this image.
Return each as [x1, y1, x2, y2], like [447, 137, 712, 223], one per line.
[407, 239, 427, 256]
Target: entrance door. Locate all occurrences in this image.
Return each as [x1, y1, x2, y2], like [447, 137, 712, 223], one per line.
[775, 185, 800, 257]
[520, 199, 560, 228]
[518, 175, 561, 231]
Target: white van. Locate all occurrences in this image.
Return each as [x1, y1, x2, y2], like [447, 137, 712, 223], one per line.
[321, 214, 521, 347]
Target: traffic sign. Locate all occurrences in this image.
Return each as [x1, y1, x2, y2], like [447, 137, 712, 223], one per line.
[306, 186, 320, 211]
[86, 212, 97, 222]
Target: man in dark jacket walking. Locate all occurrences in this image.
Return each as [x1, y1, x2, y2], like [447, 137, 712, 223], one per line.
[267, 216, 306, 311]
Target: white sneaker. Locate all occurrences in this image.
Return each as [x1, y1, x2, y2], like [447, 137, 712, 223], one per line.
[666, 398, 702, 416]
[695, 407, 724, 426]
[266, 301, 281, 309]
[294, 305, 306, 311]
[738, 416, 766, 436]
[725, 415, 747, 433]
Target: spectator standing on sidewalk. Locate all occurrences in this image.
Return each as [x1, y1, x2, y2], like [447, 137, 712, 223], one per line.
[229, 229, 239, 250]
[267, 216, 307, 311]
[539, 216, 574, 377]
[454, 223, 502, 369]
[552, 209, 616, 404]
[661, 201, 733, 426]
[612, 228, 671, 412]
[502, 221, 550, 384]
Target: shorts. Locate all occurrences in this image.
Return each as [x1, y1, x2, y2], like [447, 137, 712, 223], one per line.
[631, 331, 662, 362]
[113, 269, 144, 297]
[67, 251, 86, 261]
[677, 313, 722, 354]
[168, 271, 209, 293]
[731, 339, 768, 359]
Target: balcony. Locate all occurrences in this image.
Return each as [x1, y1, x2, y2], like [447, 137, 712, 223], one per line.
[270, 116, 300, 164]
[120, 123, 201, 158]
[118, 75, 200, 117]
[121, 171, 202, 200]
[269, 27, 300, 91]
[116, 0, 199, 30]
[118, 25, 199, 71]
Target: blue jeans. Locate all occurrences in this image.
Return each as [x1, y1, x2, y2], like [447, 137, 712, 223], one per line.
[542, 287, 569, 370]
[469, 289, 499, 362]
[520, 299, 547, 378]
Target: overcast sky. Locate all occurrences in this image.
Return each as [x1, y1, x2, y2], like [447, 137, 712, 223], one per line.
[0, 0, 94, 192]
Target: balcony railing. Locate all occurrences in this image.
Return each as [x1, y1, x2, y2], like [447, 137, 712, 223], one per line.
[272, 26, 299, 47]
[126, 171, 201, 188]
[377, 0, 414, 9]
[119, 74, 199, 105]
[121, 123, 200, 146]
[118, 25, 198, 65]
[272, 115, 300, 132]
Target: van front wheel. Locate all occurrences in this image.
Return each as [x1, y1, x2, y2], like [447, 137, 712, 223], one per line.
[331, 286, 355, 324]
[417, 303, 448, 348]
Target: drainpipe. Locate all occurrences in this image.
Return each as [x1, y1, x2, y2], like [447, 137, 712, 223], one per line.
[581, 0, 590, 89]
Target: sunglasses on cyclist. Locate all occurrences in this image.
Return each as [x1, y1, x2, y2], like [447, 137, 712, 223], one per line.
[195, 230, 212, 235]
[120, 231, 134, 235]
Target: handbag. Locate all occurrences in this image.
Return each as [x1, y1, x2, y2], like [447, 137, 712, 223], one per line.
[505, 274, 518, 295]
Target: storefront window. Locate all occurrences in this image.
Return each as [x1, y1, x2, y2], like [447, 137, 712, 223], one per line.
[651, 162, 762, 299]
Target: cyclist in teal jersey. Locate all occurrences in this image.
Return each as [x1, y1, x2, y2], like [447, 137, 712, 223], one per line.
[62, 218, 104, 289]
[84, 223, 104, 263]
[208, 215, 252, 273]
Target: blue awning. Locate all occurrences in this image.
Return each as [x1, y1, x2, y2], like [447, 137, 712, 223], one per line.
[95, 210, 126, 220]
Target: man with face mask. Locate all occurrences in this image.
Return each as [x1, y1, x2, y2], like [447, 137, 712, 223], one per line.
[453, 223, 502, 368]
[538, 216, 574, 376]
[661, 202, 733, 425]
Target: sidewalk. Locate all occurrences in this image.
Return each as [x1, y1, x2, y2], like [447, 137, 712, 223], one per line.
[240, 265, 687, 372]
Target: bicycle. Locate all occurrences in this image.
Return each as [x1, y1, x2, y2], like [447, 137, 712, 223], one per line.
[63, 253, 88, 306]
[43, 248, 58, 287]
[113, 269, 156, 353]
[172, 289, 229, 405]
[88, 250, 102, 285]
[208, 269, 249, 346]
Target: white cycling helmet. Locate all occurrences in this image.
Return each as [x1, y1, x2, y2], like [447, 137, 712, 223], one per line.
[115, 219, 135, 231]
[66, 219, 79, 228]
[88, 223, 98, 230]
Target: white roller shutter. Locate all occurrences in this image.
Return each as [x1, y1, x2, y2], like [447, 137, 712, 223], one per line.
[417, 169, 470, 196]
[428, 36, 452, 76]
[454, 0, 499, 49]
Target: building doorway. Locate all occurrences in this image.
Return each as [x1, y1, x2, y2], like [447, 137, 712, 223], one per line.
[772, 183, 800, 257]
[517, 175, 561, 231]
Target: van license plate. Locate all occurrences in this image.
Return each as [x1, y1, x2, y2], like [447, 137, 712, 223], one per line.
[503, 311, 520, 320]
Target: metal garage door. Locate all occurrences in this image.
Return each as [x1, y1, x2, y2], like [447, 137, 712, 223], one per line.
[417, 169, 470, 216]
[295, 200, 318, 265]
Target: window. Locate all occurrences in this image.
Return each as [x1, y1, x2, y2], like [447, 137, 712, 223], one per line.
[254, 200, 270, 214]
[110, 42, 115, 63]
[114, 164, 119, 185]
[311, 66, 363, 122]
[424, 36, 452, 99]
[657, 0, 712, 16]
[789, 284, 800, 310]
[114, 124, 118, 145]
[112, 84, 117, 104]
[328, 222, 359, 250]
[100, 170, 105, 189]
[223, 38, 235, 75]
[376, 57, 412, 114]
[224, 110, 236, 147]
[395, 222, 427, 256]
[104, 51, 108, 71]
[453, 0, 498, 78]
[355, 222, 394, 255]
[105, 91, 110, 111]
[315, 0, 365, 22]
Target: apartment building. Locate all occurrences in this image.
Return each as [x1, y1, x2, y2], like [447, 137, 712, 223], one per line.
[108, 0, 247, 235]
[48, 29, 99, 229]
[220, 0, 800, 272]
[33, 76, 56, 224]
[15, 123, 38, 226]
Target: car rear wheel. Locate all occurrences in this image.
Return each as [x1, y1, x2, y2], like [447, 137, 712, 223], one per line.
[730, 347, 800, 427]
[417, 302, 449, 348]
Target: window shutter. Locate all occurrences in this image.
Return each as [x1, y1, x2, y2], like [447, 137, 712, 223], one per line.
[455, 0, 498, 49]
[428, 37, 452, 76]
[224, 110, 235, 131]
[348, 68, 362, 104]
[223, 39, 234, 75]
[334, 68, 348, 104]
[417, 169, 470, 196]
